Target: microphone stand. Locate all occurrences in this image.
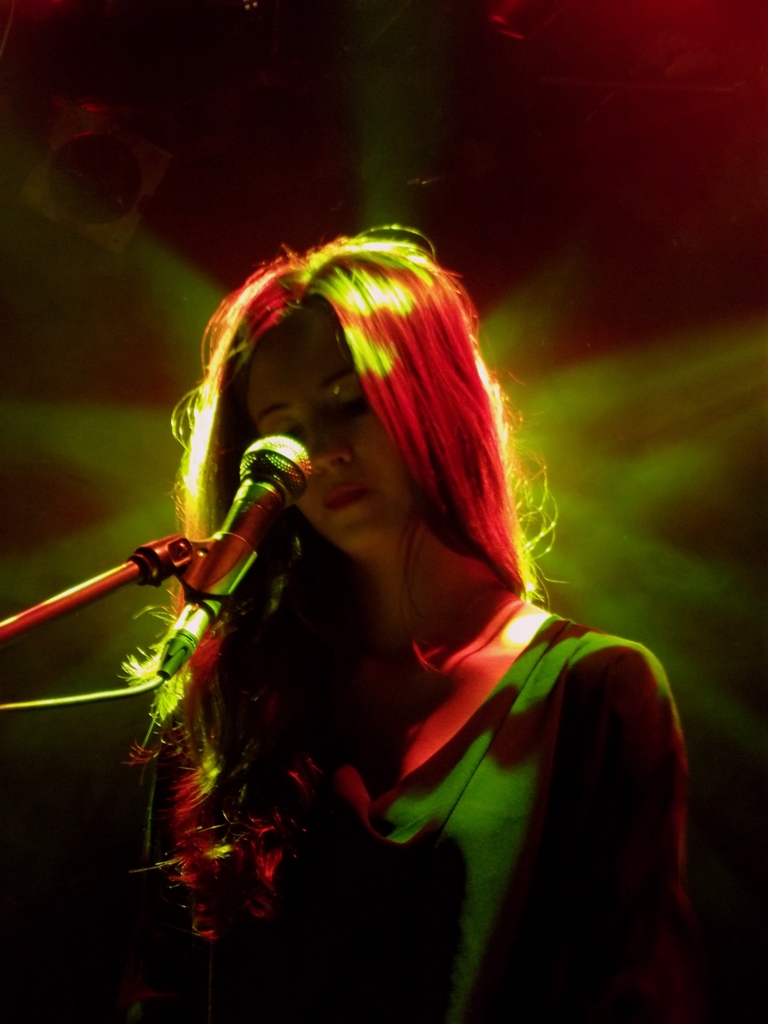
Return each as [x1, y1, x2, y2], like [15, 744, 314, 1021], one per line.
[0, 534, 195, 712]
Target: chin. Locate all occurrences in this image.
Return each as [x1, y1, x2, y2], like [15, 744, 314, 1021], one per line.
[319, 521, 405, 561]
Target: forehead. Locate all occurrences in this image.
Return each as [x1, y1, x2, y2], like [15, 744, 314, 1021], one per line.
[247, 302, 353, 411]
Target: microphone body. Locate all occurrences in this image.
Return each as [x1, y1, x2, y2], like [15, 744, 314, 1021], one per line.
[181, 478, 285, 599]
[157, 436, 310, 681]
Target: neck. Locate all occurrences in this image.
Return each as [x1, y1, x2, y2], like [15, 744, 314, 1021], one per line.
[348, 524, 520, 663]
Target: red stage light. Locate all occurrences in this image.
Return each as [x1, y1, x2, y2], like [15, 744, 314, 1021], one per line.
[21, 102, 171, 253]
[17, 0, 69, 20]
[487, 0, 565, 41]
[488, 0, 526, 39]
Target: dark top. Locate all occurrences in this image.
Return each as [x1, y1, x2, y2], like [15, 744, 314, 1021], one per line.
[119, 617, 703, 1023]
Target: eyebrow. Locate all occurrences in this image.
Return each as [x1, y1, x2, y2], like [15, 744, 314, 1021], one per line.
[253, 367, 357, 427]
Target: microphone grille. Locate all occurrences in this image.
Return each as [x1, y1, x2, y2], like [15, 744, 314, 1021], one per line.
[239, 436, 311, 505]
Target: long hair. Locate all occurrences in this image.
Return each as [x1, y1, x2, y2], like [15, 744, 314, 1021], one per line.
[139, 228, 535, 939]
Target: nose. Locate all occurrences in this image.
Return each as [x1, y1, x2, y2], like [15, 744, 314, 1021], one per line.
[307, 419, 353, 472]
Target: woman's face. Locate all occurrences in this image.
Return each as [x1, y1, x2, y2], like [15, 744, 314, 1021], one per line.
[246, 302, 416, 561]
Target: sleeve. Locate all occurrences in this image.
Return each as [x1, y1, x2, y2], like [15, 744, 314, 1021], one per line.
[575, 644, 705, 1024]
[114, 760, 210, 1024]
[495, 638, 706, 1024]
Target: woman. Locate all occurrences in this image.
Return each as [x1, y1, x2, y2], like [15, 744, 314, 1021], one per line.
[122, 230, 702, 1023]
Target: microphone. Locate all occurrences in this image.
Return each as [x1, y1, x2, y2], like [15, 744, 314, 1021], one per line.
[157, 435, 311, 681]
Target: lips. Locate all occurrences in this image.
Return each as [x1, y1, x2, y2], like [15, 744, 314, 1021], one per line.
[323, 483, 369, 510]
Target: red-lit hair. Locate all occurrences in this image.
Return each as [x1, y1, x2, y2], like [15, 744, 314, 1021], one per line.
[144, 229, 534, 938]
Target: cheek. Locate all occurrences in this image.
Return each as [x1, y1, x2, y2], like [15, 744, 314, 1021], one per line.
[367, 431, 415, 508]
[359, 416, 404, 475]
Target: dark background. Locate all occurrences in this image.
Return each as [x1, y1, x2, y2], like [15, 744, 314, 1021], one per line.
[0, 1, 765, 1021]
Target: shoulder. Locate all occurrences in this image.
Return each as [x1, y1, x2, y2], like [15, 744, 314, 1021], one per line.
[540, 617, 673, 706]
[537, 618, 685, 780]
